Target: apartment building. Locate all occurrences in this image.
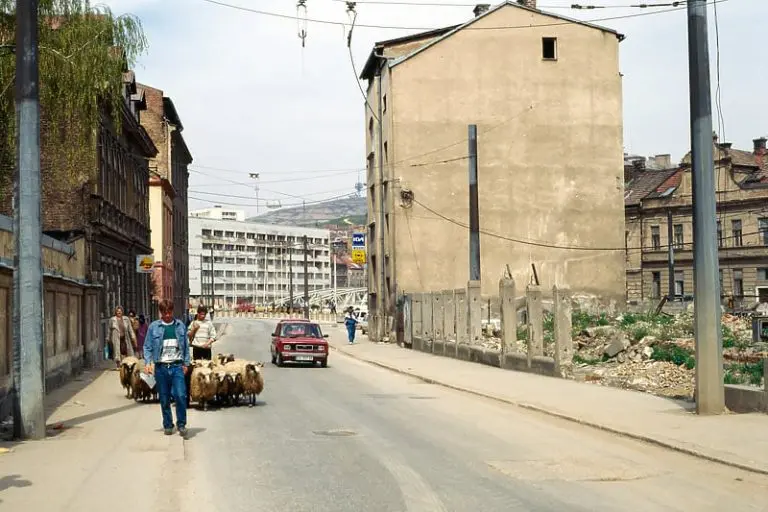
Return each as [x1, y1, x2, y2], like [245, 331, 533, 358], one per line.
[625, 135, 768, 308]
[188, 212, 331, 308]
[361, 0, 625, 340]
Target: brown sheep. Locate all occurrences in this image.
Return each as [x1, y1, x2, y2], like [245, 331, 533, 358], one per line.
[131, 359, 155, 402]
[214, 369, 234, 405]
[192, 359, 214, 370]
[214, 353, 235, 367]
[223, 360, 265, 407]
[119, 356, 139, 398]
[189, 367, 217, 411]
[228, 372, 244, 406]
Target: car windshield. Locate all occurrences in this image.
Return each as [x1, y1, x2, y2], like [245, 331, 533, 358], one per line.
[280, 323, 322, 338]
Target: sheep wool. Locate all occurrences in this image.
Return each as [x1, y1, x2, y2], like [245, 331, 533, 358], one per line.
[223, 360, 265, 407]
[189, 367, 217, 411]
[131, 359, 154, 402]
[119, 356, 139, 398]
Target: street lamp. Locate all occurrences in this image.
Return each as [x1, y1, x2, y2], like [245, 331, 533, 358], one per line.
[249, 173, 260, 216]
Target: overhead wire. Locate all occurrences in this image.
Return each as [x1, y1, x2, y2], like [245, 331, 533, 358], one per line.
[330, 0, 686, 8]
[200, 0, 730, 32]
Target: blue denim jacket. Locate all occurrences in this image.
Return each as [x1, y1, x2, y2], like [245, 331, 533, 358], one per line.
[144, 319, 191, 366]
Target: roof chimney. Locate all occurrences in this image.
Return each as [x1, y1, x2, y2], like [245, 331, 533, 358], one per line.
[654, 154, 672, 169]
[754, 137, 767, 156]
[516, 0, 537, 8]
[473, 4, 490, 16]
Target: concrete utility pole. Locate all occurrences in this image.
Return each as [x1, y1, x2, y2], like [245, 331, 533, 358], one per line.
[200, 253, 205, 305]
[687, 0, 724, 414]
[667, 209, 675, 300]
[289, 243, 294, 314]
[209, 246, 215, 309]
[13, 0, 45, 440]
[303, 235, 310, 319]
[468, 124, 480, 282]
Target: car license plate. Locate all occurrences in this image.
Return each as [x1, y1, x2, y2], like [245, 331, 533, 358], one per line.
[295, 355, 314, 362]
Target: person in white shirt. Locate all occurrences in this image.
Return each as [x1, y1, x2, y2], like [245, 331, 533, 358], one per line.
[188, 305, 217, 361]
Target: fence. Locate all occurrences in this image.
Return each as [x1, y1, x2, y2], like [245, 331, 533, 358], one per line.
[403, 279, 575, 378]
[212, 310, 339, 323]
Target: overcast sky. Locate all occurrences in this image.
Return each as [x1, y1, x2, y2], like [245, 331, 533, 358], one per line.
[102, 0, 765, 217]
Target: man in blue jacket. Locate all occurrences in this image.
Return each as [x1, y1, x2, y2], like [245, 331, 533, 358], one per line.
[144, 298, 191, 437]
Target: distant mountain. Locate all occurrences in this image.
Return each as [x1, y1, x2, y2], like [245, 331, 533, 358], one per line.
[247, 195, 367, 228]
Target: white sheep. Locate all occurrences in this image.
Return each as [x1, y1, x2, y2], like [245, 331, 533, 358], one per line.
[119, 356, 139, 398]
[189, 367, 217, 411]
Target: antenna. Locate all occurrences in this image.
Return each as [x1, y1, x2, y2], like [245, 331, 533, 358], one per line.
[297, 0, 308, 47]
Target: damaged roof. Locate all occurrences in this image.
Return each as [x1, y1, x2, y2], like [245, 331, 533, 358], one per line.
[624, 168, 680, 206]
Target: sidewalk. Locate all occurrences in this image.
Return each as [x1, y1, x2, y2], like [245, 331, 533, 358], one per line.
[0, 364, 190, 511]
[329, 334, 768, 475]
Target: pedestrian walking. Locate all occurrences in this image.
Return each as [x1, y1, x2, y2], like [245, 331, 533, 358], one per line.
[136, 314, 148, 357]
[109, 306, 136, 368]
[144, 299, 191, 438]
[344, 307, 358, 344]
[188, 305, 218, 361]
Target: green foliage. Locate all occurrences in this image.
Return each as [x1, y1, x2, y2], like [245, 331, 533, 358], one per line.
[0, 0, 147, 188]
[721, 325, 736, 349]
[631, 326, 651, 343]
[516, 325, 528, 341]
[573, 353, 600, 365]
[724, 362, 764, 387]
[651, 343, 695, 370]
[571, 310, 610, 333]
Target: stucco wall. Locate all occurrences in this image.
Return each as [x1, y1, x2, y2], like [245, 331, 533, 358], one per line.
[384, 6, 625, 303]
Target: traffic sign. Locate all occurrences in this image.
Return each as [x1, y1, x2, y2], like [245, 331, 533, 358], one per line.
[351, 232, 366, 248]
[351, 249, 366, 264]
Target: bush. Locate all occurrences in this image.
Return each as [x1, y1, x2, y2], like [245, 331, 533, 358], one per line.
[517, 325, 528, 341]
[724, 362, 764, 386]
[721, 325, 736, 349]
[651, 343, 695, 370]
[631, 326, 651, 343]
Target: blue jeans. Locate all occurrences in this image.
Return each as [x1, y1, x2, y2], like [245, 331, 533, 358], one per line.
[346, 323, 356, 343]
[155, 362, 187, 430]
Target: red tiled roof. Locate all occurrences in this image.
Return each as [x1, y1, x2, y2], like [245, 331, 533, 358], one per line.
[624, 169, 679, 206]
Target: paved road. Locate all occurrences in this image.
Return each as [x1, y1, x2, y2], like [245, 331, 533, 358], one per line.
[178, 318, 767, 512]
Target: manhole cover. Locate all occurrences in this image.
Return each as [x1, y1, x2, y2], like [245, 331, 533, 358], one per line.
[408, 396, 437, 400]
[313, 429, 357, 437]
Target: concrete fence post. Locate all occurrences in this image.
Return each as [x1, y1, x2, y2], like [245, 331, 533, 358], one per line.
[553, 285, 573, 377]
[432, 293, 443, 345]
[500, 278, 517, 358]
[422, 293, 434, 351]
[467, 280, 482, 345]
[764, 358, 768, 392]
[443, 290, 456, 342]
[526, 285, 543, 366]
[455, 290, 467, 350]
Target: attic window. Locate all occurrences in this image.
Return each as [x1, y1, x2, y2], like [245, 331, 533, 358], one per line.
[542, 37, 557, 60]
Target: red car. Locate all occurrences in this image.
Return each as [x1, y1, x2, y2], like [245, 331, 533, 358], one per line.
[270, 319, 329, 368]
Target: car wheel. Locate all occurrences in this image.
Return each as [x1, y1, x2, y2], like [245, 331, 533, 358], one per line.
[276, 353, 284, 367]
[320, 358, 327, 368]
[271, 352, 276, 365]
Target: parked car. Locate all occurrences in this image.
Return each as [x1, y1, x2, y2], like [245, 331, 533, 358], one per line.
[270, 319, 329, 367]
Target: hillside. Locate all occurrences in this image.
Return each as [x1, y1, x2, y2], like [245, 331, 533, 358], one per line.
[247, 195, 366, 228]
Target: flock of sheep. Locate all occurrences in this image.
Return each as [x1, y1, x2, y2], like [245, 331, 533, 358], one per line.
[118, 353, 265, 410]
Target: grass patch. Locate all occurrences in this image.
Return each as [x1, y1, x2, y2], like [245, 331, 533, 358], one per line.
[573, 353, 601, 365]
[651, 343, 696, 370]
[516, 325, 528, 341]
[724, 362, 764, 386]
[572, 311, 610, 333]
[721, 325, 736, 349]
[631, 326, 651, 343]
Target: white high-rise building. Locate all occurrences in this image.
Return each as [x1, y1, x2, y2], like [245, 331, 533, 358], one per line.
[190, 206, 246, 222]
[188, 213, 331, 308]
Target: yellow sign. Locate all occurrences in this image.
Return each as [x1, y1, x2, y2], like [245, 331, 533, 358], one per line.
[351, 250, 366, 265]
[136, 255, 155, 273]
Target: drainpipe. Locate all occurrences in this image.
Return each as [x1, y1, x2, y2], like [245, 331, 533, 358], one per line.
[376, 55, 387, 341]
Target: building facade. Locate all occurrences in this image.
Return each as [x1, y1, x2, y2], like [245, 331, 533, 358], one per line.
[188, 213, 332, 308]
[361, 1, 626, 340]
[625, 136, 768, 308]
[191, 206, 246, 222]
[140, 84, 193, 316]
[3, 70, 159, 320]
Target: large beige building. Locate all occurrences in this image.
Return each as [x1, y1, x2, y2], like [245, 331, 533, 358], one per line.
[361, 1, 626, 340]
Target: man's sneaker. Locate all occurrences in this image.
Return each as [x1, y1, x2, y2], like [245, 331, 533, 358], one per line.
[164, 428, 173, 436]
[178, 426, 188, 438]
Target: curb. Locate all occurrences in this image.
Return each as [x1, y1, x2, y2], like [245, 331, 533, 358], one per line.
[330, 344, 768, 477]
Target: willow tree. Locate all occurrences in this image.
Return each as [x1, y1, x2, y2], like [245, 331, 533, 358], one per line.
[0, 0, 147, 193]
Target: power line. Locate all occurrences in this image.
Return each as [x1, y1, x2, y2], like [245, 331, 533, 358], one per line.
[188, 167, 361, 185]
[331, 0, 686, 8]
[190, 163, 365, 175]
[188, 186, 357, 201]
[200, 0, 730, 32]
[189, 191, 358, 208]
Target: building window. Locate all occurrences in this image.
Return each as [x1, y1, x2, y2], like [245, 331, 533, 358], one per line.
[733, 269, 744, 298]
[202, 229, 212, 237]
[674, 271, 684, 297]
[651, 271, 661, 299]
[542, 37, 557, 60]
[732, 219, 743, 246]
[225, 231, 235, 238]
[651, 226, 660, 250]
[758, 268, 768, 281]
[213, 230, 223, 237]
[719, 269, 724, 295]
[674, 224, 684, 249]
[760, 218, 768, 245]
[717, 220, 723, 248]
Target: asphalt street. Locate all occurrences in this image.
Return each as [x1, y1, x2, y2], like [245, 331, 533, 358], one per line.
[179, 318, 768, 512]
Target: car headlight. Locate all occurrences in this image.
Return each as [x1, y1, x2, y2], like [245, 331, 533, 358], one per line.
[316, 345, 325, 352]
[284, 344, 292, 351]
